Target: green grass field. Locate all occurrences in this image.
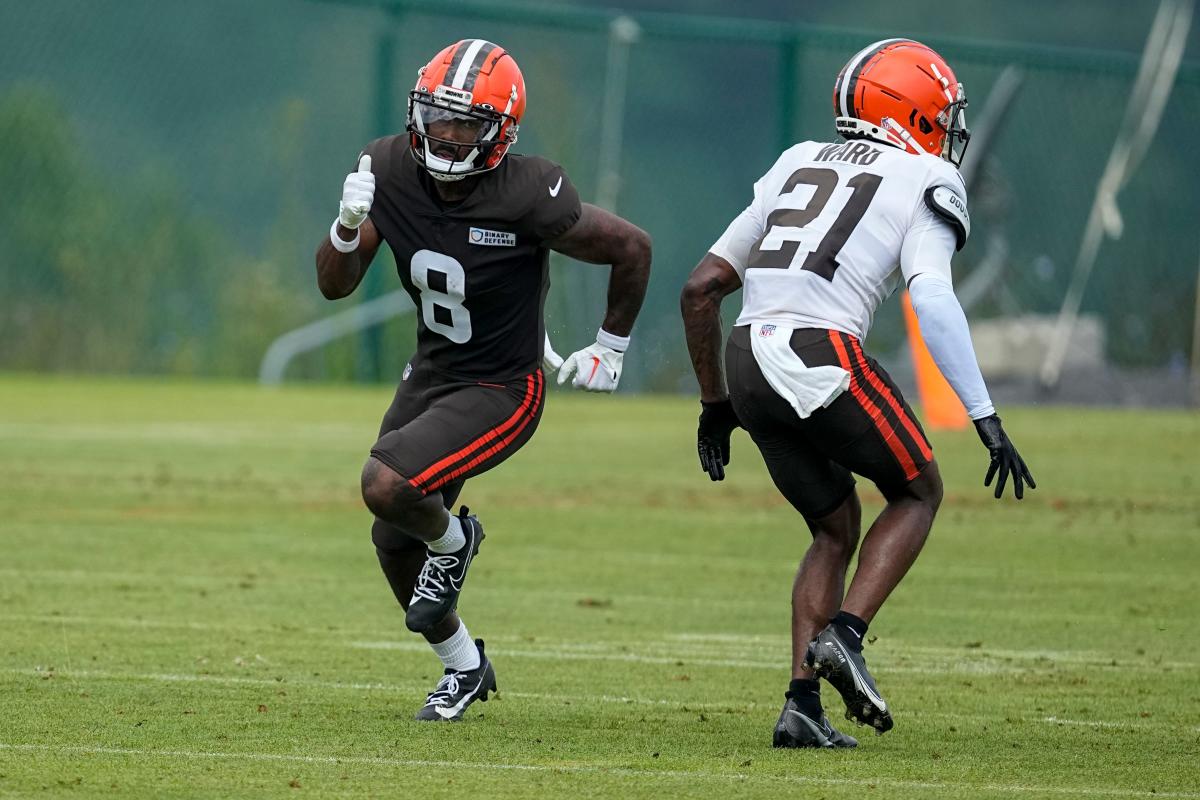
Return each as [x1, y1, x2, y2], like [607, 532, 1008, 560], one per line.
[1, 376, 1198, 798]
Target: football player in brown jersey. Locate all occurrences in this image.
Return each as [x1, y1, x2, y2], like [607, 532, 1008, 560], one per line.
[315, 39, 650, 721]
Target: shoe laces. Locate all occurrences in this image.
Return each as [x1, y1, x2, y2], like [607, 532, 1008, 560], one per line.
[424, 672, 461, 706]
[411, 554, 460, 603]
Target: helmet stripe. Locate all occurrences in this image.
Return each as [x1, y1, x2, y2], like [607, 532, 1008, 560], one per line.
[449, 39, 492, 89]
[839, 38, 907, 117]
[461, 42, 499, 92]
[444, 40, 473, 85]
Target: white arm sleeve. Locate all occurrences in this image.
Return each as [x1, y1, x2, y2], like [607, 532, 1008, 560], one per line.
[900, 202, 956, 285]
[708, 179, 766, 279]
[908, 271, 995, 420]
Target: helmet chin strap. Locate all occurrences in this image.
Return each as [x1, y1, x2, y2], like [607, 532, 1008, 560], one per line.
[428, 169, 468, 183]
[835, 117, 907, 151]
[421, 141, 483, 182]
[834, 116, 939, 158]
[881, 117, 928, 155]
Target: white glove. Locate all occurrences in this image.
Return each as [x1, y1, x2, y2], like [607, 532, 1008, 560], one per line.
[542, 333, 564, 375]
[557, 330, 629, 393]
[338, 154, 374, 229]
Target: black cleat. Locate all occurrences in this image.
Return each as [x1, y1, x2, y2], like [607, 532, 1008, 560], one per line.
[804, 624, 894, 734]
[773, 697, 858, 748]
[405, 507, 484, 634]
[414, 639, 497, 722]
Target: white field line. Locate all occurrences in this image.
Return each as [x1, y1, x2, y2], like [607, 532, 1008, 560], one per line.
[1042, 716, 1130, 729]
[347, 639, 1200, 674]
[1039, 716, 1198, 733]
[4, 667, 1184, 733]
[1, 743, 1197, 799]
[668, 633, 1196, 669]
[5, 613, 1197, 673]
[347, 639, 1017, 674]
[2, 667, 739, 711]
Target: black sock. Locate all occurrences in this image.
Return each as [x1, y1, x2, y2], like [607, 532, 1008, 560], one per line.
[786, 678, 822, 717]
[832, 610, 869, 651]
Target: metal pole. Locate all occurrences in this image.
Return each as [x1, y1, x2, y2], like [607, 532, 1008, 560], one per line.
[357, 10, 399, 383]
[1191, 242, 1200, 406]
[594, 16, 640, 213]
[261, 292, 415, 385]
[571, 15, 639, 383]
[1037, 0, 1191, 391]
[777, 32, 798, 152]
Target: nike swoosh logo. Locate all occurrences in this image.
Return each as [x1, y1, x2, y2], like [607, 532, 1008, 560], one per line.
[587, 356, 601, 384]
[831, 640, 886, 710]
[432, 672, 488, 719]
[548, 176, 563, 197]
[447, 526, 477, 591]
[784, 710, 831, 743]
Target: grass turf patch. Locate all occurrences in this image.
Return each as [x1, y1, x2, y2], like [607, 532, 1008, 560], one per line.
[1, 376, 1198, 798]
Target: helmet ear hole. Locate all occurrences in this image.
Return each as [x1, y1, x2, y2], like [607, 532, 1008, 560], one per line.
[918, 116, 933, 135]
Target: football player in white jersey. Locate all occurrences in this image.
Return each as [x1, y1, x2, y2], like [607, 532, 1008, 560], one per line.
[680, 39, 1035, 748]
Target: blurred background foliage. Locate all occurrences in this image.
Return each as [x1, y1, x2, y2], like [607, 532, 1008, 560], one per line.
[0, 0, 1196, 388]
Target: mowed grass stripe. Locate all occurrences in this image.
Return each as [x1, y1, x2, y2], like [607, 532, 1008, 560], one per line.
[5, 612, 1195, 672]
[3, 743, 1198, 799]
[4, 667, 1191, 733]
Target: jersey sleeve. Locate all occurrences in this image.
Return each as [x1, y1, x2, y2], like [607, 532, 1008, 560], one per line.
[708, 178, 766, 278]
[529, 163, 582, 242]
[899, 161, 966, 286]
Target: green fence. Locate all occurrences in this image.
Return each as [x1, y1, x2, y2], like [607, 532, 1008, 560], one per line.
[2, 0, 1197, 389]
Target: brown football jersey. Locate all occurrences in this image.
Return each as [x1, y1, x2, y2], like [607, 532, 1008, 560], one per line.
[362, 135, 581, 381]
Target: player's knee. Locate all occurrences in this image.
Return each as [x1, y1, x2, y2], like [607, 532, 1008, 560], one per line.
[805, 489, 861, 552]
[907, 461, 944, 512]
[360, 457, 422, 519]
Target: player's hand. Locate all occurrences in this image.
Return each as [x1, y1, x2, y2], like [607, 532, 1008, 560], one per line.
[542, 333, 564, 375]
[974, 414, 1036, 500]
[558, 341, 623, 392]
[697, 399, 740, 481]
[338, 154, 374, 230]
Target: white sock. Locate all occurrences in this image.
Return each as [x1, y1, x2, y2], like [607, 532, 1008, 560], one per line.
[430, 621, 480, 672]
[426, 514, 465, 554]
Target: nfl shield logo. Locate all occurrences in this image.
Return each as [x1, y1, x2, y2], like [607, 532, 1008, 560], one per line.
[760, 324, 776, 337]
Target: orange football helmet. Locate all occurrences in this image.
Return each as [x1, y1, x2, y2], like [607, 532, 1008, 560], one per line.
[407, 39, 526, 181]
[833, 39, 970, 166]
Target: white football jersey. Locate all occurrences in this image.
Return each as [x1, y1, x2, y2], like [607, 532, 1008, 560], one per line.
[710, 139, 967, 340]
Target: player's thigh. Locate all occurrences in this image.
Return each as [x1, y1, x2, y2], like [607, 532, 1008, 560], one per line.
[370, 369, 545, 497]
[805, 334, 933, 497]
[377, 360, 432, 438]
[725, 327, 855, 519]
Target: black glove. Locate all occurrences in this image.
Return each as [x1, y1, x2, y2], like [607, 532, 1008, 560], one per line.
[697, 399, 740, 481]
[973, 414, 1036, 500]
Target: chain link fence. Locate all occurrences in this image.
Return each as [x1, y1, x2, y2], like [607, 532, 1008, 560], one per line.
[2, 0, 1197, 397]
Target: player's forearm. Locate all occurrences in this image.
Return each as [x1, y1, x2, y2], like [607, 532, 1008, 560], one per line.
[680, 280, 728, 403]
[599, 232, 651, 336]
[908, 273, 994, 419]
[315, 226, 369, 300]
[315, 243, 366, 299]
